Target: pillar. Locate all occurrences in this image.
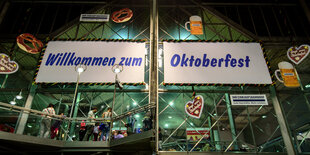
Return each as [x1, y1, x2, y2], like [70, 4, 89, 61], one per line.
[69, 92, 81, 137]
[16, 85, 37, 134]
[225, 93, 239, 150]
[270, 86, 296, 155]
[150, 0, 159, 152]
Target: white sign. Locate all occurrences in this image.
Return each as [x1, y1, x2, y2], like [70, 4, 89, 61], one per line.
[230, 94, 268, 105]
[80, 14, 110, 22]
[36, 41, 145, 83]
[163, 42, 272, 84]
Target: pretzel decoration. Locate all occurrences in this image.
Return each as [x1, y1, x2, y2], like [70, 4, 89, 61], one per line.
[16, 33, 43, 54]
[111, 8, 133, 23]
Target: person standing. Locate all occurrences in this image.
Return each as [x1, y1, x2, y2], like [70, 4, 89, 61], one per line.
[100, 107, 112, 141]
[83, 107, 97, 141]
[39, 104, 55, 138]
[142, 110, 152, 131]
[79, 120, 86, 141]
[93, 123, 100, 141]
[126, 112, 136, 135]
[50, 113, 65, 139]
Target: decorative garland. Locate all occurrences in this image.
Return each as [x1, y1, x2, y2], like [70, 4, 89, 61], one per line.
[162, 39, 276, 87]
[47, 37, 146, 42]
[33, 38, 147, 86]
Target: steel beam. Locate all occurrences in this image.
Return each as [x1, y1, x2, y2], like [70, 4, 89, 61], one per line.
[269, 86, 296, 155]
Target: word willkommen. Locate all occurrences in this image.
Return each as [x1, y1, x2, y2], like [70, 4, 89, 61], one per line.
[44, 52, 142, 67]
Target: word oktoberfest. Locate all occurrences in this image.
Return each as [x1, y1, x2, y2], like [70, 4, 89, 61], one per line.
[170, 54, 250, 67]
[44, 52, 142, 66]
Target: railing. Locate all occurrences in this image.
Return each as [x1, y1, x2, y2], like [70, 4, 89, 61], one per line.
[0, 102, 155, 142]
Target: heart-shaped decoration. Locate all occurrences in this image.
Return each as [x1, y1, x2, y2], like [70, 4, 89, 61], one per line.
[287, 44, 310, 65]
[185, 95, 204, 119]
[0, 53, 19, 74]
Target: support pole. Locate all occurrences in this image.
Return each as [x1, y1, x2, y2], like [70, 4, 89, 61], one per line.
[207, 116, 214, 145]
[16, 85, 37, 134]
[150, 0, 159, 152]
[109, 75, 117, 142]
[225, 93, 238, 150]
[270, 86, 296, 155]
[299, 0, 310, 25]
[69, 92, 81, 137]
[0, 0, 9, 26]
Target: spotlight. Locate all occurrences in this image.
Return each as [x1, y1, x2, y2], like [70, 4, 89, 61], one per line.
[112, 64, 123, 74]
[10, 98, 16, 105]
[16, 91, 22, 100]
[75, 63, 87, 73]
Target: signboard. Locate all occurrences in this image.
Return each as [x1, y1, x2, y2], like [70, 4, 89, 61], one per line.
[163, 42, 272, 84]
[80, 14, 110, 22]
[36, 41, 145, 83]
[186, 128, 210, 141]
[230, 94, 268, 105]
[0, 53, 19, 74]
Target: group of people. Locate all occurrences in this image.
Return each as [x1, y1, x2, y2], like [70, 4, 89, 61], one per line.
[39, 104, 153, 141]
[79, 107, 153, 141]
[79, 107, 112, 141]
[39, 104, 65, 139]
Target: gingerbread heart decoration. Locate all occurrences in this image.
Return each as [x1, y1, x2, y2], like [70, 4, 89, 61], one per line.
[0, 53, 19, 74]
[185, 95, 204, 119]
[287, 44, 310, 65]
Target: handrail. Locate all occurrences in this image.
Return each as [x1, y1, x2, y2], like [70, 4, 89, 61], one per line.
[0, 102, 155, 122]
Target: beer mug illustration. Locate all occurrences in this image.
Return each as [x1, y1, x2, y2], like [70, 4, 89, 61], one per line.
[274, 61, 300, 88]
[185, 15, 203, 35]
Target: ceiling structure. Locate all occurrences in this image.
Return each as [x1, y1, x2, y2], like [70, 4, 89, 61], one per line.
[0, 0, 310, 152]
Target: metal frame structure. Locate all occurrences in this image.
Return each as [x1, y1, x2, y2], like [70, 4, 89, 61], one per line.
[0, 0, 310, 154]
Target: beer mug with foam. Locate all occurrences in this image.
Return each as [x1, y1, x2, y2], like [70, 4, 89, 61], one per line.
[275, 61, 300, 88]
[185, 16, 203, 35]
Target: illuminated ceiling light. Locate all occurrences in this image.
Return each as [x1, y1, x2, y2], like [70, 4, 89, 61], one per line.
[113, 122, 116, 125]
[165, 124, 169, 127]
[190, 123, 194, 126]
[168, 116, 172, 119]
[135, 114, 140, 118]
[305, 84, 310, 88]
[126, 105, 130, 108]
[27, 124, 32, 128]
[262, 115, 267, 119]
[10, 98, 16, 105]
[112, 64, 123, 74]
[221, 127, 225, 131]
[138, 124, 141, 127]
[72, 135, 76, 138]
[75, 63, 87, 73]
[16, 91, 23, 100]
[133, 102, 137, 106]
[169, 102, 174, 106]
[213, 113, 217, 116]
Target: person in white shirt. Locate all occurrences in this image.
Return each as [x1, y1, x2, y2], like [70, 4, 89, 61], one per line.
[39, 104, 55, 138]
[83, 107, 97, 141]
